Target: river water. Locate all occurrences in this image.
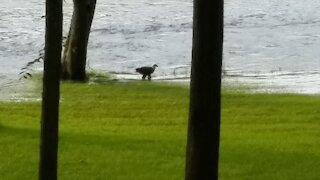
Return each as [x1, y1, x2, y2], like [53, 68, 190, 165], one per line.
[1, 0, 320, 100]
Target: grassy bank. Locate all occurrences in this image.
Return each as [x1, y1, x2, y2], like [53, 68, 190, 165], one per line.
[0, 80, 319, 179]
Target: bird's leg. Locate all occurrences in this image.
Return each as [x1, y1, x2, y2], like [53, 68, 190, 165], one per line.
[147, 75, 151, 80]
[142, 74, 146, 80]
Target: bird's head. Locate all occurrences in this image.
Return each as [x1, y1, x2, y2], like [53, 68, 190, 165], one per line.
[153, 64, 158, 69]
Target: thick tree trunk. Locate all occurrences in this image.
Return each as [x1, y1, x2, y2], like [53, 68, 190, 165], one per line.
[61, 0, 97, 81]
[185, 0, 224, 180]
[39, 0, 62, 179]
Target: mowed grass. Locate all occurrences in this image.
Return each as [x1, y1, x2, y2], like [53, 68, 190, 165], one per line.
[0, 80, 319, 180]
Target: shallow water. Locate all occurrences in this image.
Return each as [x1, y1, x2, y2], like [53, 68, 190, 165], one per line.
[0, 0, 320, 100]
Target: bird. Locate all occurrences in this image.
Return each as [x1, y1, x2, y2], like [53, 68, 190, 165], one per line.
[136, 64, 158, 80]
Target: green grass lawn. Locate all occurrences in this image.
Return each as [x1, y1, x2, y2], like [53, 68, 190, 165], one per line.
[0, 80, 319, 180]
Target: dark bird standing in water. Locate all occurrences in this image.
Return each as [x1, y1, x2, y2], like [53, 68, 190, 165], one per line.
[136, 64, 158, 80]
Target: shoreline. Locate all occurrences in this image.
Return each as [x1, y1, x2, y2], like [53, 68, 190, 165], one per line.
[1, 71, 319, 102]
[113, 73, 320, 95]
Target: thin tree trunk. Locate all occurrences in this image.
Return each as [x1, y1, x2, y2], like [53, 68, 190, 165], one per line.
[61, 0, 96, 81]
[39, 0, 62, 179]
[185, 0, 224, 179]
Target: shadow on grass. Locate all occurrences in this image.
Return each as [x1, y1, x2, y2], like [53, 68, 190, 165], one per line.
[0, 125, 38, 136]
[1, 125, 319, 180]
[0, 125, 182, 152]
[220, 143, 320, 180]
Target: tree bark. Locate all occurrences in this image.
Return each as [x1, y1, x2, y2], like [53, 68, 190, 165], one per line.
[39, 0, 62, 179]
[185, 0, 224, 180]
[61, 0, 97, 81]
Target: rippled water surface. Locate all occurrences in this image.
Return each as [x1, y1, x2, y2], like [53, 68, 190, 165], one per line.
[1, 0, 320, 99]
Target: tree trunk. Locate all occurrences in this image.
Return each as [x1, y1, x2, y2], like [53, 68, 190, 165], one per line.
[39, 0, 62, 179]
[61, 0, 97, 81]
[185, 0, 224, 179]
